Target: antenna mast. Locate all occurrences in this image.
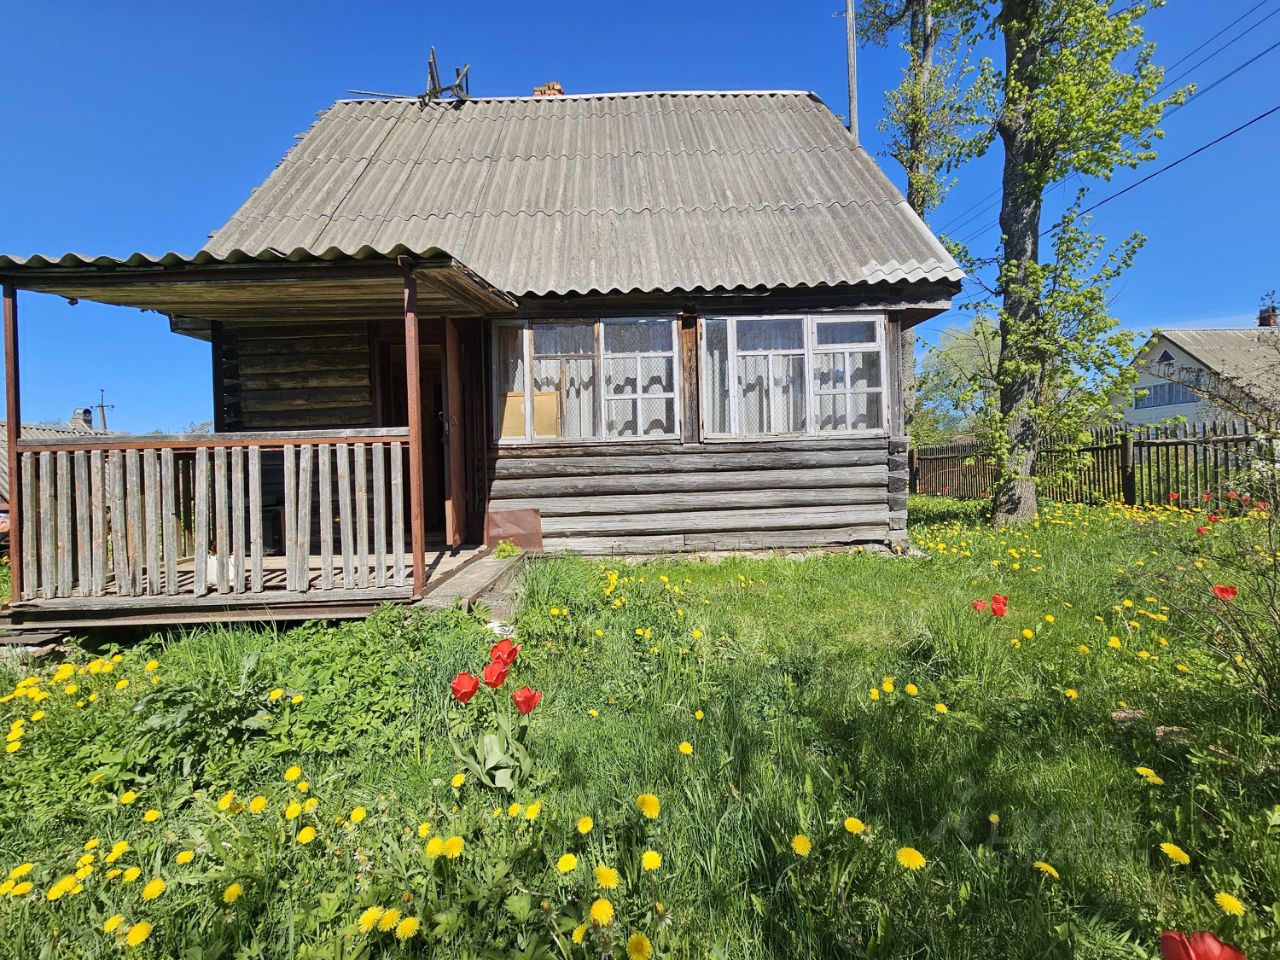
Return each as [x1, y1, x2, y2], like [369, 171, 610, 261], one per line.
[845, 0, 858, 143]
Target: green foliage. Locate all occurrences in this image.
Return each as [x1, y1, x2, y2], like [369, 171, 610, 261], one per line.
[494, 539, 524, 559]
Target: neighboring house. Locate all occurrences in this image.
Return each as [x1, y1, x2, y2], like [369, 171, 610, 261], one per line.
[0, 410, 104, 534]
[0, 86, 961, 625]
[1121, 315, 1280, 426]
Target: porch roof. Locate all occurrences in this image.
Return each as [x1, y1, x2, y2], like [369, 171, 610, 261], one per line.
[0, 245, 518, 323]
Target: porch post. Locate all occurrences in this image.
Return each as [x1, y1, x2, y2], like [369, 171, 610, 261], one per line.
[3, 283, 21, 600]
[442, 316, 465, 548]
[403, 269, 427, 596]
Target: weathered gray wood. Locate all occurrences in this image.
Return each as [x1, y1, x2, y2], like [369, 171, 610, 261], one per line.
[486, 465, 889, 498]
[295, 444, 313, 592]
[490, 486, 887, 518]
[213, 447, 230, 594]
[20, 453, 36, 600]
[391, 442, 405, 587]
[231, 446, 246, 593]
[372, 442, 387, 588]
[491, 448, 888, 478]
[125, 450, 142, 594]
[56, 452, 72, 597]
[354, 442, 369, 589]
[193, 448, 210, 597]
[282, 443, 297, 592]
[489, 436, 888, 459]
[545, 523, 891, 555]
[161, 449, 178, 595]
[318, 443, 334, 590]
[142, 450, 160, 595]
[90, 450, 106, 596]
[109, 451, 130, 594]
[17, 426, 407, 450]
[39, 453, 55, 600]
[73, 451, 91, 597]
[540, 505, 889, 538]
[248, 446, 264, 593]
[336, 443, 355, 588]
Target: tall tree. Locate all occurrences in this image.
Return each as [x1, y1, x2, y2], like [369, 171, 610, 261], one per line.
[947, 0, 1180, 522]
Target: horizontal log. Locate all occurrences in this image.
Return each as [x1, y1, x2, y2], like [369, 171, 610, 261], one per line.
[240, 409, 375, 430]
[492, 448, 888, 478]
[237, 370, 372, 393]
[490, 435, 890, 459]
[239, 387, 372, 411]
[237, 353, 373, 376]
[487, 464, 888, 498]
[228, 322, 369, 341]
[540, 505, 888, 538]
[543, 523, 890, 555]
[490, 485, 887, 518]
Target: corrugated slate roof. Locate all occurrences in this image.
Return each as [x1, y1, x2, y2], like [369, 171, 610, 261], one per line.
[204, 91, 962, 297]
[1157, 328, 1280, 399]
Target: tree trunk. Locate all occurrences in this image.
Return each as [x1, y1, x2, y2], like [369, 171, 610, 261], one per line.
[991, 0, 1045, 525]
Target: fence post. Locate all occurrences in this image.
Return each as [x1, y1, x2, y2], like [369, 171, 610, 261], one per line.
[908, 448, 918, 495]
[1120, 431, 1137, 505]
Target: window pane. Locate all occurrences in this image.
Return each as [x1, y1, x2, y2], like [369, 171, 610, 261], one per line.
[813, 351, 846, 390]
[603, 318, 672, 354]
[533, 322, 594, 356]
[771, 354, 806, 433]
[532, 356, 597, 439]
[849, 391, 883, 430]
[639, 355, 673, 394]
[736, 318, 803, 351]
[639, 397, 675, 436]
[605, 398, 637, 437]
[738, 354, 770, 434]
[496, 325, 526, 439]
[849, 351, 882, 389]
[704, 318, 731, 434]
[815, 393, 848, 432]
[604, 357, 636, 396]
[815, 320, 876, 345]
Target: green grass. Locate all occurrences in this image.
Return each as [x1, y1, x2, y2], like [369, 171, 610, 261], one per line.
[0, 499, 1276, 958]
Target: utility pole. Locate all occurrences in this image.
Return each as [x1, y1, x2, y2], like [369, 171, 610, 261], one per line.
[845, 0, 858, 143]
[96, 388, 113, 432]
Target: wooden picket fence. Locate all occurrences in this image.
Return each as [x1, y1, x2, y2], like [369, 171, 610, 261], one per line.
[910, 421, 1266, 505]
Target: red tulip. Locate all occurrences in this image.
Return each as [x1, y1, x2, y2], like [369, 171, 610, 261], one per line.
[1208, 514, 1220, 523]
[1227, 491, 1239, 501]
[991, 594, 1008, 618]
[450, 672, 480, 704]
[1258, 501, 1270, 511]
[1211, 585, 1238, 602]
[1168, 492, 1180, 501]
[482, 660, 509, 689]
[1160, 930, 1247, 960]
[512, 685, 542, 715]
[489, 638, 521, 667]
[972, 599, 988, 613]
[1201, 492, 1213, 503]
[1196, 527, 1208, 535]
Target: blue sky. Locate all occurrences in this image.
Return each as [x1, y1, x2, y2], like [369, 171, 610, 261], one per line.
[1, 1, 1276, 431]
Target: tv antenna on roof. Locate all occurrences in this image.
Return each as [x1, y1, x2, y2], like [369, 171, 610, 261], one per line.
[347, 47, 471, 109]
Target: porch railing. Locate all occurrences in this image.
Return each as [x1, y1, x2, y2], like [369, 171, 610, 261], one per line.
[16, 428, 412, 602]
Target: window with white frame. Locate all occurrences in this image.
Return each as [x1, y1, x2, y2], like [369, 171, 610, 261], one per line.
[701, 314, 886, 437]
[493, 318, 679, 443]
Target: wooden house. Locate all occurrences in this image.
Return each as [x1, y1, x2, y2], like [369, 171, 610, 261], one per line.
[0, 88, 960, 627]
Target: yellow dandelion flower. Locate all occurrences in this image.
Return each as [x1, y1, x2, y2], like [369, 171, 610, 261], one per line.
[1064, 689, 1079, 699]
[248, 795, 268, 814]
[791, 834, 812, 857]
[6, 863, 34, 880]
[1160, 842, 1190, 865]
[844, 817, 866, 835]
[283, 765, 302, 782]
[678, 741, 693, 756]
[1214, 891, 1246, 917]
[143, 809, 161, 823]
[216, 790, 235, 812]
[642, 850, 662, 871]
[119, 790, 138, 805]
[896, 847, 926, 871]
[572, 923, 588, 944]
[557, 853, 579, 874]
[105, 841, 130, 864]
[881, 678, 895, 693]
[442, 835, 464, 859]
[377, 907, 401, 932]
[1044, 614, 1055, 623]
[627, 931, 653, 960]
[1108, 637, 1122, 649]
[869, 688, 881, 701]
[268, 688, 284, 701]
[125, 920, 153, 947]
[636, 794, 660, 819]
[934, 703, 949, 714]
[988, 813, 1000, 824]
[394, 916, 420, 941]
[1077, 645, 1090, 654]
[141, 877, 166, 901]
[285, 800, 302, 820]
[905, 683, 919, 696]
[589, 897, 614, 925]
[175, 850, 194, 865]
[525, 801, 542, 820]
[122, 866, 141, 883]
[595, 865, 620, 889]
[350, 806, 367, 824]
[417, 823, 430, 838]
[296, 781, 309, 793]
[578, 816, 594, 834]
[357, 905, 384, 933]
[296, 826, 317, 845]
[450, 772, 466, 788]
[144, 659, 159, 672]
[425, 836, 444, 859]
[1034, 861, 1059, 879]
[1022, 629, 1034, 640]
[9, 880, 32, 896]
[103, 914, 125, 933]
[223, 881, 243, 904]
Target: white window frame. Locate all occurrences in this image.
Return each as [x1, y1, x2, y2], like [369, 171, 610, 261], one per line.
[491, 317, 682, 445]
[699, 312, 888, 439]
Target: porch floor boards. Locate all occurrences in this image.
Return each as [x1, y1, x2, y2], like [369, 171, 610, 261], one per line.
[3, 546, 495, 630]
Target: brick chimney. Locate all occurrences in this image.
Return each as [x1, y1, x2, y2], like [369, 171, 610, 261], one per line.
[69, 407, 94, 431]
[532, 81, 563, 97]
[1259, 305, 1278, 327]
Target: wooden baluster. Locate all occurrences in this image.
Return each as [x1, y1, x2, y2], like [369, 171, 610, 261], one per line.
[39, 452, 55, 599]
[336, 443, 354, 588]
[193, 448, 210, 597]
[354, 442, 369, 589]
[282, 444, 297, 593]
[20, 452, 36, 600]
[319, 443, 334, 591]
[90, 450, 106, 597]
[56, 452, 72, 597]
[296, 443, 313, 593]
[231, 445, 246, 594]
[249, 446, 264, 593]
[214, 447, 230, 594]
[161, 449, 178, 595]
[73, 451, 91, 597]
[142, 450, 160, 595]
[391, 441, 405, 587]
[372, 442, 387, 588]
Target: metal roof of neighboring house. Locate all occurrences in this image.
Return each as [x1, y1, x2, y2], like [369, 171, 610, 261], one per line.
[201, 90, 963, 297]
[0, 422, 110, 508]
[1150, 328, 1280, 401]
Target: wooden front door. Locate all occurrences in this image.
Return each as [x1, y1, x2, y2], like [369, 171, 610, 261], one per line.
[375, 339, 447, 537]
